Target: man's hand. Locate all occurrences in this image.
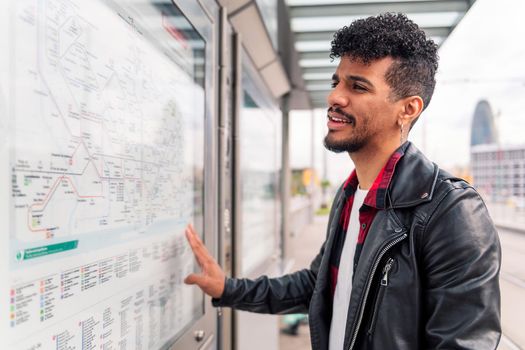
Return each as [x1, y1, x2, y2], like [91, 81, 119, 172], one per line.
[184, 224, 226, 299]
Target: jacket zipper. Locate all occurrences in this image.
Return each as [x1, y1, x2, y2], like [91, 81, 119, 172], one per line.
[348, 233, 407, 350]
[367, 258, 395, 336]
[381, 258, 395, 286]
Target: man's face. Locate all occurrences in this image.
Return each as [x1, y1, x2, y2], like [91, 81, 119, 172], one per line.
[324, 56, 401, 153]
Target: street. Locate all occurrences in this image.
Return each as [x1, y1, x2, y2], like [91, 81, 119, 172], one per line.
[498, 228, 525, 350]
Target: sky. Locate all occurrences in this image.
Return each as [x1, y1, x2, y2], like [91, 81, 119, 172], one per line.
[411, 0, 525, 168]
[290, 0, 525, 186]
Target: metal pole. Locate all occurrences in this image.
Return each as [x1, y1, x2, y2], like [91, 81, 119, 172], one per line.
[322, 111, 328, 208]
[281, 93, 291, 262]
[310, 109, 317, 213]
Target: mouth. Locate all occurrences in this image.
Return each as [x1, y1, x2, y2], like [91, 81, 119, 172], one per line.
[327, 114, 353, 124]
[327, 108, 355, 130]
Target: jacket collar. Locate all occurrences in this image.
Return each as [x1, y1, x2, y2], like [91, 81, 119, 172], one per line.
[387, 142, 439, 208]
[342, 141, 439, 209]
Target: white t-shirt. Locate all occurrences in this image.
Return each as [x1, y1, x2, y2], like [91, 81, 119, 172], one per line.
[329, 186, 369, 350]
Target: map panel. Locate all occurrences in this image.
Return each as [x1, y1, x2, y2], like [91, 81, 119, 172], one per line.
[1, 0, 206, 348]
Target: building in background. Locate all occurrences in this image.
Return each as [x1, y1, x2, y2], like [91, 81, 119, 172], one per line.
[470, 100, 525, 205]
[471, 144, 525, 204]
[470, 99, 499, 146]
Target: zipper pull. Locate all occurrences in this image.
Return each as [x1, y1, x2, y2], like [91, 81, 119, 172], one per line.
[380, 258, 394, 286]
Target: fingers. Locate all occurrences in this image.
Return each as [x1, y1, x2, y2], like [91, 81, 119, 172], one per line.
[187, 224, 208, 253]
[185, 224, 203, 248]
[187, 224, 200, 242]
[185, 224, 212, 266]
[185, 225, 203, 253]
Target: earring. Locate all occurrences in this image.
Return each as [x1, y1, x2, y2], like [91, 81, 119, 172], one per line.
[400, 123, 405, 144]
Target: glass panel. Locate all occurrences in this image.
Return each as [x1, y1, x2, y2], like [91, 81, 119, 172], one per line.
[240, 89, 282, 275]
[2, 0, 205, 348]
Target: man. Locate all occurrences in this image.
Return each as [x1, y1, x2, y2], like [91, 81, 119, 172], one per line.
[184, 13, 501, 350]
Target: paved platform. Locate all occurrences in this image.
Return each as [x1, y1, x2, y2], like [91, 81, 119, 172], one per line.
[279, 215, 328, 350]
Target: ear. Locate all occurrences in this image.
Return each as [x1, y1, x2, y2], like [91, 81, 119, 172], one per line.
[397, 95, 424, 127]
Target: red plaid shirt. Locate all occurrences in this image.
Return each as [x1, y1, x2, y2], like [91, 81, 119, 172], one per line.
[329, 143, 408, 295]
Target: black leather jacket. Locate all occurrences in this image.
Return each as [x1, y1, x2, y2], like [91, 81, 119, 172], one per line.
[213, 143, 501, 349]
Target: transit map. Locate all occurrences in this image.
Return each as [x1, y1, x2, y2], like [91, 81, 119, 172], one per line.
[0, 0, 205, 348]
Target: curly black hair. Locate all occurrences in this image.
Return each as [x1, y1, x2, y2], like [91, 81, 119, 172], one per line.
[330, 13, 438, 118]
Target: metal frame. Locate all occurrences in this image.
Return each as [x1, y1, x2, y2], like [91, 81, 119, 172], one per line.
[231, 30, 242, 350]
[166, 0, 219, 348]
[217, 6, 235, 350]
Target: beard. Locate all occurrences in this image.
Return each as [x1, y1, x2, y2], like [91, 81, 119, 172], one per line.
[324, 132, 367, 153]
[324, 107, 369, 153]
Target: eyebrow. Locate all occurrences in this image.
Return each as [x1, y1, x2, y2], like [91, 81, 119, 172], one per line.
[347, 75, 374, 87]
[332, 73, 374, 88]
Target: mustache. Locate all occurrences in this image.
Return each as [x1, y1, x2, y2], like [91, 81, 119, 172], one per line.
[327, 107, 356, 124]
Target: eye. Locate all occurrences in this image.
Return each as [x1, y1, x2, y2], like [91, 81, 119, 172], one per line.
[353, 83, 367, 91]
[331, 81, 338, 89]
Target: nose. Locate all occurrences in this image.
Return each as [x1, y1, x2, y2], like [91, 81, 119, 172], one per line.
[327, 84, 349, 109]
